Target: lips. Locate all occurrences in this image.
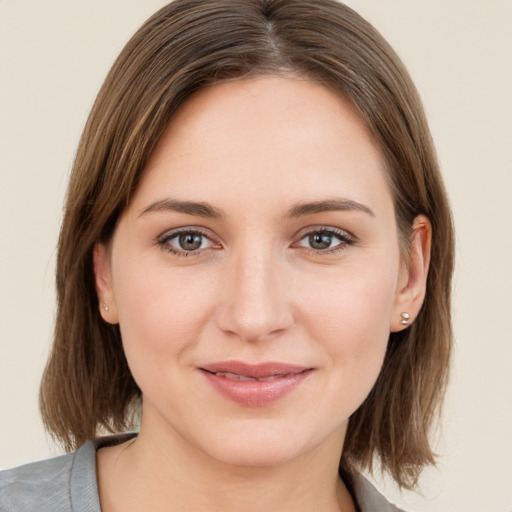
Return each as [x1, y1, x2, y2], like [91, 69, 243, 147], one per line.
[199, 361, 313, 407]
[207, 371, 287, 382]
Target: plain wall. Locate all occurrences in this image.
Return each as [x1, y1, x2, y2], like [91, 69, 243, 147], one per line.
[1, 1, 511, 510]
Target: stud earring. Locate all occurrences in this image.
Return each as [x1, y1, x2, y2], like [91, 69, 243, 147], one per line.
[101, 302, 109, 312]
[400, 312, 410, 325]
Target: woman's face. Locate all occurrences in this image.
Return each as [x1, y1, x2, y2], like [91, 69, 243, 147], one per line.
[96, 75, 411, 467]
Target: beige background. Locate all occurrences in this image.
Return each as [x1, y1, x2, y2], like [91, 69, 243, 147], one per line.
[1, 1, 511, 510]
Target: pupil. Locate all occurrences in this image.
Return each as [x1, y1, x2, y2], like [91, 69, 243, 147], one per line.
[309, 232, 332, 250]
[179, 233, 202, 251]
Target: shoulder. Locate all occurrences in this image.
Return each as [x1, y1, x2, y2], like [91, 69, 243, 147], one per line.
[0, 441, 99, 512]
[352, 473, 405, 512]
[0, 451, 75, 511]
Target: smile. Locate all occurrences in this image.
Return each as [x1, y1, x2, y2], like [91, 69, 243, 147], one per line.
[208, 372, 289, 382]
[199, 361, 313, 407]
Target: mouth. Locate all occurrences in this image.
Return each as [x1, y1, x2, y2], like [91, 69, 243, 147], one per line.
[198, 361, 313, 407]
[204, 371, 292, 382]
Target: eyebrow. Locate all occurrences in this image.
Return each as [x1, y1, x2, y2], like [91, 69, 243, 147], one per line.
[286, 199, 375, 218]
[138, 197, 374, 220]
[138, 199, 224, 219]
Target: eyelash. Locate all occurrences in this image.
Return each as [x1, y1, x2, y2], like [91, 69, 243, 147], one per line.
[156, 227, 354, 258]
[157, 228, 219, 257]
[294, 227, 355, 255]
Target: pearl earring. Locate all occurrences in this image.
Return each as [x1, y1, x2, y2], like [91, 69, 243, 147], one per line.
[101, 302, 109, 312]
[400, 312, 410, 325]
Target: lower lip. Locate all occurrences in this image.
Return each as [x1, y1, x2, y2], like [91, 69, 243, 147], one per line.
[201, 370, 312, 407]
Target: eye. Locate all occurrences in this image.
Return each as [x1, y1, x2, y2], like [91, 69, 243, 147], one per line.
[158, 229, 218, 256]
[297, 228, 353, 252]
[174, 232, 207, 251]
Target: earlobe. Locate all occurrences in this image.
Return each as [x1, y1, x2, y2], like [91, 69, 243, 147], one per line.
[391, 215, 432, 332]
[93, 243, 119, 324]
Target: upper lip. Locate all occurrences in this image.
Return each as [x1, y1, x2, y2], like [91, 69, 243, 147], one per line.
[199, 361, 311, 379]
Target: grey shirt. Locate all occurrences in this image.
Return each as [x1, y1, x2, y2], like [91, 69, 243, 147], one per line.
[0, 435, 403, 511]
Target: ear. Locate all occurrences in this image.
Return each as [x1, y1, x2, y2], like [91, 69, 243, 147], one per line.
[390, 215, 432, 332]
[93, 243, 119, 324]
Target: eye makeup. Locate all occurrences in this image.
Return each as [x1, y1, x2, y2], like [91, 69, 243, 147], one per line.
[293, 226, 355, 256]
[156, 227, 221, 257]
[155, 224, 356, 259]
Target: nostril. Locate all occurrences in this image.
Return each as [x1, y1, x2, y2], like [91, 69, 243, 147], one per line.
[213, 255, 294, 341]
[214, 301, 294, 342]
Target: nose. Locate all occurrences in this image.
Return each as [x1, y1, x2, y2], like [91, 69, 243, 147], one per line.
[214, 245, 294, 342]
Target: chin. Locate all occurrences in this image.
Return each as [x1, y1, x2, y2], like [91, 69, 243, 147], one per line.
[207, 438, 305, 468]
[193, 419, 342, 470]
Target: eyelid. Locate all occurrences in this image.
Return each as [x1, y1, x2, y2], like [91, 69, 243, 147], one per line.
[156, 226, 222, 256]
[155, 224, 355, 257]
[291, 225, 356, 253]
[292, 224, 356, 242]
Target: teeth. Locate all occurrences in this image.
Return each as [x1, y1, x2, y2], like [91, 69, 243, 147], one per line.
[238, 374, 257, 381]
[214, 371, 285, 381]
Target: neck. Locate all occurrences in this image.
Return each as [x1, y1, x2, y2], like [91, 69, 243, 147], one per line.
[97, 410, 355, 512]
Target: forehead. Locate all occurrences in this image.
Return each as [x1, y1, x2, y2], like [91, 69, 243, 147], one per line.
[132, 75, 392, 218]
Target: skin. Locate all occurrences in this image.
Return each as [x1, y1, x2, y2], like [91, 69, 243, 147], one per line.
[94, 75, 431, 512]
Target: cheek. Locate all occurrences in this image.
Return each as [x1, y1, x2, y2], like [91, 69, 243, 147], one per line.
[301, 261, 397, 340]
[298, 261, 398, 400]
[111, 256, 218, 380]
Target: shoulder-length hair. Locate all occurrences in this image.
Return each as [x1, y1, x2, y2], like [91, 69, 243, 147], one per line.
[40, 0, 454, 489]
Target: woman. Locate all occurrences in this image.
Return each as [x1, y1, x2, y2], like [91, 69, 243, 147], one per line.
[0, 1, 454, 511]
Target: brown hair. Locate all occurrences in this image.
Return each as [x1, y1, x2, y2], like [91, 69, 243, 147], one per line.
[40, 0, 454, 489]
